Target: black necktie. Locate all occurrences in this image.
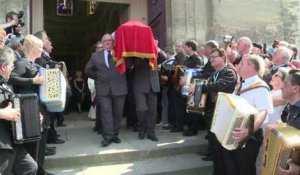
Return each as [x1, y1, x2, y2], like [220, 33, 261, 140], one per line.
[107, 50, 113, 68]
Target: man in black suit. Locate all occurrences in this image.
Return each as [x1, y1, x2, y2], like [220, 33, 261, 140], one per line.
[126, 57, 161, 141]
[85, 33, 127, 147]
[0, 34, 37, 175]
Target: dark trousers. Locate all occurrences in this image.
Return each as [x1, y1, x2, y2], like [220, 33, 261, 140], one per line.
[169, 88, 186, 129]
[135, 90, 157, 136]
[94, 103, 102, 131]
[211, 133, 227, 175]
[99, 94, 126, 139]
[0, 145, 38, 175]
[222, 129, 263, 175]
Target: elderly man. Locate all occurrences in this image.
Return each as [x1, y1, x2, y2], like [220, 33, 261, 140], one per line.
[222, 54, 273, 175]
[85, 33, 127, 147]
[270, 46, 292, 75]
[279, 69, 300, 175]
[233, 36, 253, 65]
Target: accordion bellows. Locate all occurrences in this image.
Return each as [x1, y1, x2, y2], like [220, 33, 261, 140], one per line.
[39, 68, 67, 112]
[210, 92, 259, 150]
[261, 123, 300, 175]
[11, 93, 41, 144]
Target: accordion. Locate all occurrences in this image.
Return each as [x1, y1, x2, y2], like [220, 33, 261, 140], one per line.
[261, 123, 300, 175]
[186, 78, 207, 114]
[174, 66, 202, 97]
[210, 92, 259, 150]
[39, 68, 67, 112]
[11, 94, 41, 144]
[45, 61, 68, 78]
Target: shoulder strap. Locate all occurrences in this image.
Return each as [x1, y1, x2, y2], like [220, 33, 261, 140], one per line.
[238, 82, 270, 95]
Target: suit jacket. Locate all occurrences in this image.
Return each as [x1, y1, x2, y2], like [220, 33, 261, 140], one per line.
[127, 58, 160, 93]
[8, 58, 40, 94]
[85, 51, 127, 96]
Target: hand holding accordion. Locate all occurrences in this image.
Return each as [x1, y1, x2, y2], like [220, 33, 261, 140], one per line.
[210, 92, 259, 150]
[39, 68, 67, 112]
[261, 123, 300, 175]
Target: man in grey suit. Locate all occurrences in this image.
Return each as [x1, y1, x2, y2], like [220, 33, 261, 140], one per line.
[85, 33, 127, 147]
[127, 56, 161, 142]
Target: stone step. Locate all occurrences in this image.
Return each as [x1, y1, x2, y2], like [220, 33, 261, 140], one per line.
[46, 153, 213, 175]
[44, 112, 211, 173]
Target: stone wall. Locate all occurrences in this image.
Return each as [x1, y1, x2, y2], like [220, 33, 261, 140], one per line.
[166, 0, 300, 46]
[165, 0, 209, 46]
[0, 0, 30, 34]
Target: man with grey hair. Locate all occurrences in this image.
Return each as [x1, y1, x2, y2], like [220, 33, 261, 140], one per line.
[7, 37, 23, 61]
[270, 46, 292, 75]
[222, 54, 273, 175]
[233, 36, 253, 65]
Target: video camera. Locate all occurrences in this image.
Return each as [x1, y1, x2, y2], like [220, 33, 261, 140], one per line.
[16, 11, 25, 27]
[223, 35, 234, 43]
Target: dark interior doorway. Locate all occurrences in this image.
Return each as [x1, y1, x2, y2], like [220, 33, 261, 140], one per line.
[43, 1, 129, 78]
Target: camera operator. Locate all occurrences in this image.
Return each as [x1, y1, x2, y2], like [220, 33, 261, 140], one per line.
[3, 11, 24, 38]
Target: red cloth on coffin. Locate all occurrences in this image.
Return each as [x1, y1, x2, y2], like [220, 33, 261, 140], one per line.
[114, 20, 158, 74]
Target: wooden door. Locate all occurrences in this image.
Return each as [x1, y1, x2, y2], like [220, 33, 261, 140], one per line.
[148, 0, 166, 50]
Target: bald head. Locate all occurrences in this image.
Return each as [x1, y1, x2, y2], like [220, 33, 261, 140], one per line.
[237, 37, 252, 55]
[101, 33, 114, 50]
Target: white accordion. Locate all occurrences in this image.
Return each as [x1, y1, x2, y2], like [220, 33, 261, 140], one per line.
[39, 68, 67, 112]
[210, 92, 259, 150]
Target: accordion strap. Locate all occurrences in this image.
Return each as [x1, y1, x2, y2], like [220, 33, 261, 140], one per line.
[237, 82, 270, 95]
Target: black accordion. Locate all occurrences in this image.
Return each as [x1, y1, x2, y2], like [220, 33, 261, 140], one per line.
[11, 94, 41, 144]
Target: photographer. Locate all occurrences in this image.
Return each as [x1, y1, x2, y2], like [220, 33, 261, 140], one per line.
[3, 11, 24, 38]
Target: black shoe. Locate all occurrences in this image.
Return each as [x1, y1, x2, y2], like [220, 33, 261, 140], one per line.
[48, 138, 65, 144]
[138, 132, 145, 140]
[202, 155, 213, 161]
[57, 123, 66, 127]
[44, 171, 54, 175]
[147, 134, 159, 142]
[197, 152, 211, 157]
[101, 139, 112, 147]
[46, 145, 56, 151]
[45, 149, 56, 156]
[162, 125, 171, 130]
[111, 137, 121, 143]
[183, 130, 198, 136]
[170, 127, 184, 132]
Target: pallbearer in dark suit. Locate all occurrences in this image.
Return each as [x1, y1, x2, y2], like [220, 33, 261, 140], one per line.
[85, 33, 127, 147]
[127, 57, 161, 141]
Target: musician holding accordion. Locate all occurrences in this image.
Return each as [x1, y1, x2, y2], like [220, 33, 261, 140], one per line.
[0, 32, 38, 174]
[188, 48, 238, 173]
[278, 69, 300, 175]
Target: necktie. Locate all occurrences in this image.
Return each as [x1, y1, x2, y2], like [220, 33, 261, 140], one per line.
[107, 50, 112, 68]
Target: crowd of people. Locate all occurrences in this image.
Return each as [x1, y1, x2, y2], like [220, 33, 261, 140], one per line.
[0, 10, 300, 175]
[83, 32, 300, 175]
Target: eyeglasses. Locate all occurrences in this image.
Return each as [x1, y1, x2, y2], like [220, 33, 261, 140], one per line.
[210, 55, 219, 59]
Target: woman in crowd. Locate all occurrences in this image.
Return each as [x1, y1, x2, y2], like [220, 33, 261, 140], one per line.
[72, 70, 86, 114]
[268, 67, 289, 124]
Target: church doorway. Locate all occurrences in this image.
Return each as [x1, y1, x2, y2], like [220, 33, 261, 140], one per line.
[43, 1, 129, 78]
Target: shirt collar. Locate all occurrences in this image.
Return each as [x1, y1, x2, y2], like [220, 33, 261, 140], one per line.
[241, 75, 264, 90]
